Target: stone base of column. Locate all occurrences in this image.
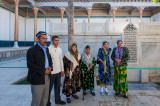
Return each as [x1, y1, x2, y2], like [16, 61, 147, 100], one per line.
[13, 41, 19, 49]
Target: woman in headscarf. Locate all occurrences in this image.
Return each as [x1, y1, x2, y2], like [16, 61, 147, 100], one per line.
[97, 41, 112, 95]
[62, 43, 81, 103]
[111, 40, 130, 98]
[80, 45, 97, 96]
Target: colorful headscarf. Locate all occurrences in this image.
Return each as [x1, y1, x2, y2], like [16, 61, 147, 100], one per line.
[117, 40, 123, 44]
[69, 43, 79, 63]
[82, 45, 94, 70]
[102, 40, 109, 45]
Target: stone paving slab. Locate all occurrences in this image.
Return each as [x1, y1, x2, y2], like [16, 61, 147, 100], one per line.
[0, 58, 160, 106]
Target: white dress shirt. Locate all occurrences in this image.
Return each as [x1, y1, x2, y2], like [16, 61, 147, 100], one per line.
[48, 45, 64, 74]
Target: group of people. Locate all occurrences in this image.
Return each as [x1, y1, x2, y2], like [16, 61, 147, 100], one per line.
[27, 31, 130, 106]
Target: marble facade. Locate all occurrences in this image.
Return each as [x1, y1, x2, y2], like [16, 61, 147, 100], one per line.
[49, 21, 160, 82]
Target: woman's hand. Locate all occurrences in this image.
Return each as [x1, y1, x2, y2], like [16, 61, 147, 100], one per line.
[102, 62, 106, 67]
[82, 70, 85, 75]
[115, 59, 121, 64]
[99, 59, 106, 67]
[89, 64, 93, 69]
[102, 46, 107, 53]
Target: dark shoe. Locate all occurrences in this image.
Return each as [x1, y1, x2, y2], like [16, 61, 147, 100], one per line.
[47, 102, 51, 106]
[90, 91, 95, 96]
[123, 95, 128, 98]
[72, 95, 79, 99]
[55, 100, 66, 105]
[83, 91, 87, 95]
[115, 93, 120, 96]
[67, 98, 71, 103]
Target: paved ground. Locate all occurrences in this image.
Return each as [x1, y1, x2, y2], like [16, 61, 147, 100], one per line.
[0, 58, 160, 106]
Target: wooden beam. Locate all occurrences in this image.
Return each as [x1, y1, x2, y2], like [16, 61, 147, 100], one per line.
[64, 10, 68, 16]
[39, 7, 46, 15]
[0, 0, 3, 5]
[10, 4, 46, 15]
[108, 8, 112, 15]
[10, 4, 32, 8]
[13, 0, 20, 48]
[0, 0, 10, 6]
[33, 7, 39, 43]
[26, 0, 35, 5]
[112, 7, 117, 22]
[152, 7, 160, 15]
[0, 0, 26, 16]
[130, 8, 138, 15]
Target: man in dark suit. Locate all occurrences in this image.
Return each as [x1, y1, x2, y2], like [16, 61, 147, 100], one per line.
[27, 31, 52, 106]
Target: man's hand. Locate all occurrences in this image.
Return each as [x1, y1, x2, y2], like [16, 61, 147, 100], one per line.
[82, 70, 85, 75]
[47, 67, 52, 71]
[89, 64, 93, 70]
[61, 71, 64, 77]
[45, 69, 51, 75]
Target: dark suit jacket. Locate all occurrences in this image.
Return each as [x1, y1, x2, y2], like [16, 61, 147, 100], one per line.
[27, 44, 52, 85]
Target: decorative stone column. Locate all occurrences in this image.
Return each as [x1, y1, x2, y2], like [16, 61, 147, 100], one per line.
[112, 7, 117, 22]
[60, 8, 65, 23]
[86, 8, 92, 23]
[13, 0, 19, 48]
[68, 0, 74, 49]
[138, 7, 144, 22]
[33, 7, 39, 44]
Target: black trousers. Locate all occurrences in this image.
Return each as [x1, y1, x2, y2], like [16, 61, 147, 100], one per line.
[47, 72, 61, 106]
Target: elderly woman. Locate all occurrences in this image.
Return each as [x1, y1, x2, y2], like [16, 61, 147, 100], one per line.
[80, 45, 96, 96]
[111, 40, 130, 98]
[97, 41, 112, 95]
[62, 43, 81, 103]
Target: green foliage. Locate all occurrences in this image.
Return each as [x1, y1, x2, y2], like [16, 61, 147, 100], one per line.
[152, 0, 160, 4]
[16, 79, 30, 85]
[156, 82, 160, 86]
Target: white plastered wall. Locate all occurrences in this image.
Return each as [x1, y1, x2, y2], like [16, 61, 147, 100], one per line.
[0, 7, 155, 42]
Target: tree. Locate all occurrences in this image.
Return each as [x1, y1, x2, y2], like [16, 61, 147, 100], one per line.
[68, 0, 74, 49]
[152, 0, 160, 4]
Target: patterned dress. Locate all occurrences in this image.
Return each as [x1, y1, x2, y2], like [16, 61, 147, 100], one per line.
[111, 47, 130, 95]
[80, 53, 96, 91]
[62, 52, 81, 96]
[97, 48, 112, 85]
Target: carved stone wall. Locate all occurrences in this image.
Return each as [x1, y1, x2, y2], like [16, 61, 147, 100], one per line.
[122, 22, 138, 63]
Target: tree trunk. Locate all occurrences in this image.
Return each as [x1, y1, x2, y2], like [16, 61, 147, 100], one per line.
[68, 0, 74, 49]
